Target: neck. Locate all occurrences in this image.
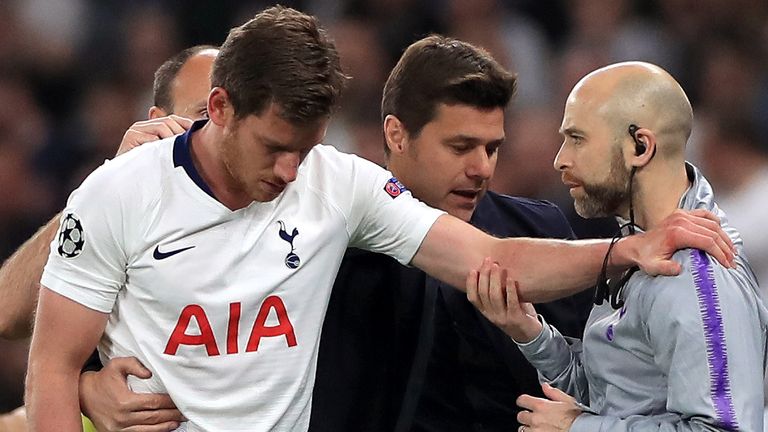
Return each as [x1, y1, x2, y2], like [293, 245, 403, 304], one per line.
[624, 162, 690, 231]
[386, 158, 413, 194]
[189, 123, 252, 210]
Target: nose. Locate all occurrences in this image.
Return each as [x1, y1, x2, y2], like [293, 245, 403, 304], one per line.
[466, 147, 493, 180]
[274, 152, 300, 184]
[553, 142, 569, 172]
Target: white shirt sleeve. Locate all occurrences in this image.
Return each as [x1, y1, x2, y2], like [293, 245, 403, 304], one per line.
[304, 145, 444, 266]
[41, 161, 129, 313]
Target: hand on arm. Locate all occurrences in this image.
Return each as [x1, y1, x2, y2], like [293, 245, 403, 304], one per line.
[466, 257, 541, 343]
[116, 115, 193, 156]
[26, 287, 108, 431]
[613, 209, 735, 276]
[412, 209, 735, 303]
[80, 357, 184, 432]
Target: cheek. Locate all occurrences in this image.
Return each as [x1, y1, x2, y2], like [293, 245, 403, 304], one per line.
[487, 156, 499, 177]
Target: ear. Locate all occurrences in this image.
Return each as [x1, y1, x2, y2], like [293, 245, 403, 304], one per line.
[629, 127, 656, 169]
[206, 87, 233, 126]
[148, 106, 168, 120]
[383, 114, 409, 155]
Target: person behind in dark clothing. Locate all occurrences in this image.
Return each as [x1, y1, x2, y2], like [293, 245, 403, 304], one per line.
[310, 35, 594, 432]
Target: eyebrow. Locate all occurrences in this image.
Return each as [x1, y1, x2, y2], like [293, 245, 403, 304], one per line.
[261, 136, 289, 150]
[560, 127, 587, 137]
[444, 134, 505, 146]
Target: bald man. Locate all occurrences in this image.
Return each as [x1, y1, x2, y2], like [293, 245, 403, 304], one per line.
[468, 62, 768, 431]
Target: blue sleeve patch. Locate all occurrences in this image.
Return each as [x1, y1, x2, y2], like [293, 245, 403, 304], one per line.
[384, 177, 408, 199]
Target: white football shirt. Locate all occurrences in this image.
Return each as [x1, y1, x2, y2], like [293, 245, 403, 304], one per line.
[41, 121, 444, 431]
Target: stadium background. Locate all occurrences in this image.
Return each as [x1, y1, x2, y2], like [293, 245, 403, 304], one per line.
[0, 0, 767, 416]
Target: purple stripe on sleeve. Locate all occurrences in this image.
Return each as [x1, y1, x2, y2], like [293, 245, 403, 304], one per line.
[690, 249, 738, 430]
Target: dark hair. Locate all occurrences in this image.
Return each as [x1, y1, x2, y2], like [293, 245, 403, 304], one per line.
[211, 5, 347, 123]
[153, 45, 219, 113]
[381, 35, 517, 154]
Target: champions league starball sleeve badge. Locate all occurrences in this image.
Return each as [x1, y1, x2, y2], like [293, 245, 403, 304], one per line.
[58, 213, 85, 258]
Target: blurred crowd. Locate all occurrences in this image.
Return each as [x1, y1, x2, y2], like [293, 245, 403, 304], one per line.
[1, 0, 767, 413]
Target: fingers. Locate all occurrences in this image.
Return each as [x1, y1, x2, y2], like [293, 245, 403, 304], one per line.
[479, 259, 508, 313]
[678, 213, 734, 261]
[117, 116, 194, 156]
[669, 210, 736, 265]
[134, 393, 179, 411]
[477, 257, 492, 310]
[466, 268, 480, 307]
[116, 392, 177, 416]
[653, 259, 683, 277]
[686, 208, 720, 225]
[505, 278, 522, 313]
[516, 395, 541, 432]
[516, 394, 542, 411]
[168, 115, 194, 130]
[128, 407, 185, 425]
[671, 223, 733, 269]
[107, 356, 152, 380]
[118, 131, 164, 154]
[489, 263, 506, 309]
[541, 383, 573, 402]
[517, 410, 533, 426]
[134, 116, 191, 137]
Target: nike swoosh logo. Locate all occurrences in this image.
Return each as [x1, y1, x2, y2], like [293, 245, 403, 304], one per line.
[153, 245, 195, 260]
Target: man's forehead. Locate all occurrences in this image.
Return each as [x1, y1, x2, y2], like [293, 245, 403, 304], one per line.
[431, 103, 505, 133]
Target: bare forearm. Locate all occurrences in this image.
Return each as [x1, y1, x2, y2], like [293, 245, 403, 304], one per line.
[491, 237, 617, 303]
[25, 367, 84, 431]
[27, 288, 109, 431]
[413, 215, 638, 303]
[416, 211, 733, 304]
[0, 214, 60, 339]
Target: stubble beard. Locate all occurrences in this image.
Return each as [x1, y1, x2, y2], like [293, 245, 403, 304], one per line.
[574, 151, 632, 219]
[219, 129, 251, 198]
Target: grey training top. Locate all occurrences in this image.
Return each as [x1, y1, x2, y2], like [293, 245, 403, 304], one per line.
[518, 163, 768, 431]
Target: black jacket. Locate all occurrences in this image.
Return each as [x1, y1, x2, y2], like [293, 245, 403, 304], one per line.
[310, 192, 594, 432]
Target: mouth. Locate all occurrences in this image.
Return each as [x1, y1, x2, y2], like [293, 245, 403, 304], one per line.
[561, 175, 582, 190]
[261, 180, 286, 195]
[450, 188, 482, 203]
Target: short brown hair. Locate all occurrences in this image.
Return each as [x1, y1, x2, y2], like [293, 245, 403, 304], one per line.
[211, 6, 347, 123]
[153, 44, 218, 114]
[381, 35, 517, 153]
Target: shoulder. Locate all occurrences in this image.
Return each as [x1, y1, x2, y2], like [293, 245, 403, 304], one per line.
[81, 138, 172, 192]
[301, 144, 385, 177]
[68, 137, 173, 214]
[634, 248, 758, 321]
[473, 191, 574, 238]
[297, 144, 398, 206]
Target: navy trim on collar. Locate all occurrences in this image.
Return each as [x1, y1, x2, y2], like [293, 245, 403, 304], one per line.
[173, 119, 216, 199]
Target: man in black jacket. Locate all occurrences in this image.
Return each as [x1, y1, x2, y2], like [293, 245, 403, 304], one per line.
[311, 35, 595, 432]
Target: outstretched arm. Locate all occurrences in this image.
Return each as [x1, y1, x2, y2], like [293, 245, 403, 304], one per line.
[412, 209, 735, 302]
